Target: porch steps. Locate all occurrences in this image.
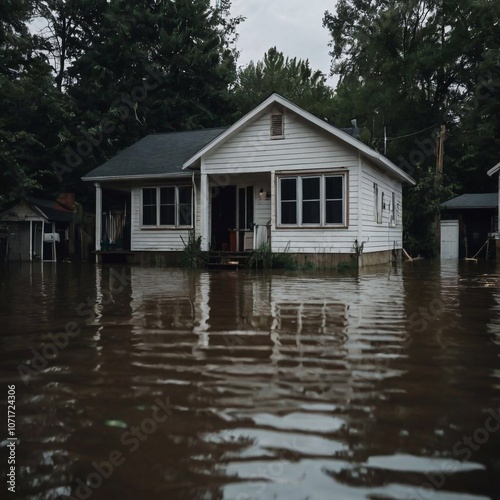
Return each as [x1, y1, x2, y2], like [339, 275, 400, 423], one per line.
[207, 251, 250, 270]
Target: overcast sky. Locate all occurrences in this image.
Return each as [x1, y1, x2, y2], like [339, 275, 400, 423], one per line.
[230, 0, 339, 86]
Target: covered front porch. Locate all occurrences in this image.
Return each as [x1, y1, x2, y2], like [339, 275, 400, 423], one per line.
[199, 172, 272, 252]
[93, 182, 131, 261]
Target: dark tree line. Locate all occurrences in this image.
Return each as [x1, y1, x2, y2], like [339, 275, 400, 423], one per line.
[1, 0, 499, 255]
[324, 0, 500, 255]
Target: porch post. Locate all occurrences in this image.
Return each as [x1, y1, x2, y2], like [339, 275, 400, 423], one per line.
[40, 220, 44, 262]
[95, 182, 102, 261]
[29, 220, 32, 262]
[200, 173, 209, 251]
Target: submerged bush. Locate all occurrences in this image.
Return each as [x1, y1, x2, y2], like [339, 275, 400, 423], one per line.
[248, 242, 273, 269]
[180, 231, 206, 269]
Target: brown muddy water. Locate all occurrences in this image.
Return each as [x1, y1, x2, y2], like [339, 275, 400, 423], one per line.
[0, 261, 499, 500]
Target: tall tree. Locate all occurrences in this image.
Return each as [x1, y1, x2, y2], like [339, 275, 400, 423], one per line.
[232, 47, 336, 120]
[0, 0, 64, 206]
[49, 0, 242, 192]
[324, 0, 500, 255]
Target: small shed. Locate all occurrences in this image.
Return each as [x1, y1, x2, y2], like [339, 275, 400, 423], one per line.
[440, 193, 497, 259]
[0, 195, 77, 262]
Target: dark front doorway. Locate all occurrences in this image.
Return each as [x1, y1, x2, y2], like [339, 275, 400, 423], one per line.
[211, 185, 236, 250]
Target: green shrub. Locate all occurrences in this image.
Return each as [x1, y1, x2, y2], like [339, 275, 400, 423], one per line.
[248, 242, 273, 269]
[180, 231, 206, 269]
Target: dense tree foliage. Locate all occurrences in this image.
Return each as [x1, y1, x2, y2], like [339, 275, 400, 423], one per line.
[324, 0, 500, 255]
[2, 0, 499, 257]
[0, 0, 242, 206]
[232, 47, 336, 120]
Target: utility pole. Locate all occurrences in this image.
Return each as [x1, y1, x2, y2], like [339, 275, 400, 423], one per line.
[435, 124, 446, 256]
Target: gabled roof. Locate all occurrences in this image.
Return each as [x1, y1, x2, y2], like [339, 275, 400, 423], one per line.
[182, 93, 416, 185]
[27, 197, 75, 222]
[82, 128, 227, 181]
[487, 161, 500, 176]
[0, 197, 74, 222]
[441, 193, 498, 210]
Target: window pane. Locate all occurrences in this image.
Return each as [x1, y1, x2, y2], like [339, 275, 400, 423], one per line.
[160, 205, 175, 225]
[302, 177, 320, 200]
[143, 205, 157, 225]
[326, 200, 343, 224]
[160, 187, 175, 204]
[281, 201, 297, 224]
[177, 186, 191, 205]
[280, 178, 296, 201]
[178, 204, 192, 226]
[326, 176, 343, 199]
[303, 200, 320, 224]
[143, 188, 156, 206]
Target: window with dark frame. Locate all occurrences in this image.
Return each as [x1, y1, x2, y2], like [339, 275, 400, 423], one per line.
[390, 191, 396, 226]
[278, 174, 346, 227]
[280, 177, 297, 224]
[142, 186, 192, 228]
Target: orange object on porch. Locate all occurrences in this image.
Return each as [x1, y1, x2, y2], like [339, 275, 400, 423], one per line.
[228, 229, 237, 252]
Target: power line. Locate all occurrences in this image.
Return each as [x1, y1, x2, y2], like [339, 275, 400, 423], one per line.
[383, 123, 438, 141]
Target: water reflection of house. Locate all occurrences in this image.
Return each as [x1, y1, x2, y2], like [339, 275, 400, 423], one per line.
[0, 194, 83, 262]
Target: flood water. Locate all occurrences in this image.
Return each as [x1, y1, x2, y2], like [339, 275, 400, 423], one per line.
[1, 261, 500, 500]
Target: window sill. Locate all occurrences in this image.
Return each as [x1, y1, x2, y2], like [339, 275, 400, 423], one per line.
[140, 226, 193, 230]
[276, 225, 348, 230]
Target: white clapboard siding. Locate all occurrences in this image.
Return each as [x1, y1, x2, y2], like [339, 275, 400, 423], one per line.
[203, 111, 361, 253]
[130, 187, 190, 251]
[360, 159, 403, 253]
[203, 111, 358, 175]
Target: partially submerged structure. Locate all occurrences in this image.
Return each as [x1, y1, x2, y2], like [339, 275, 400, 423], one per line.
[0, 194, 79, 262]
[83, 93, 415, 266]
[440, 193, 498, 259]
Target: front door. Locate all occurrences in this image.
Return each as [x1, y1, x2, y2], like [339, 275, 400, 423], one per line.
[238, 186, 254, 250]
[211, 185, 236, 250]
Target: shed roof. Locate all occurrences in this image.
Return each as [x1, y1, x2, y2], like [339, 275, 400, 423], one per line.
[82, 128, 227, 181]
[441, 193, 498, 210]
[27, 197, 75, 222]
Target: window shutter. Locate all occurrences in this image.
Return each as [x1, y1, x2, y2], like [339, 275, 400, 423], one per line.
[271, 113, 284, 138]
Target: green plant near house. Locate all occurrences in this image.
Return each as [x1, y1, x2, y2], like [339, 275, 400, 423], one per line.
[271, 241, 299, 270]
[180, 231, 206, 269]
[272, 252, 299, 270]
[248, 242, 273, 269]
[336, 260, 357, 272]
[301, 257, 317, 271]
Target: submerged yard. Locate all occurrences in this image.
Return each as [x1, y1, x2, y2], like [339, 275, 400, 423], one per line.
[0, 261, 499, 499]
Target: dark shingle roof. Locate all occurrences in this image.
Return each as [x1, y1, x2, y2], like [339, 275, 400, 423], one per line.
[441, 193, 498, 210]
[20, 196, 73, 222]
[83, 128, 227, 180]
[27, 197, 74, 222]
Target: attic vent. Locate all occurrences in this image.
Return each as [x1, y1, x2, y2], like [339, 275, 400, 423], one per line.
[270, 113, 284, 138]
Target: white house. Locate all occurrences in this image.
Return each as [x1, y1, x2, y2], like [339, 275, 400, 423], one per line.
[82, 93, 415, 266]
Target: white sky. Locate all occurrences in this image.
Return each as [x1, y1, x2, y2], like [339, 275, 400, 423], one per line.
[230, 0, 339, 86]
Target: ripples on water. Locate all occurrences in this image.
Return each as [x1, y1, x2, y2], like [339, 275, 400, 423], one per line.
[0, 261, 500, 499]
